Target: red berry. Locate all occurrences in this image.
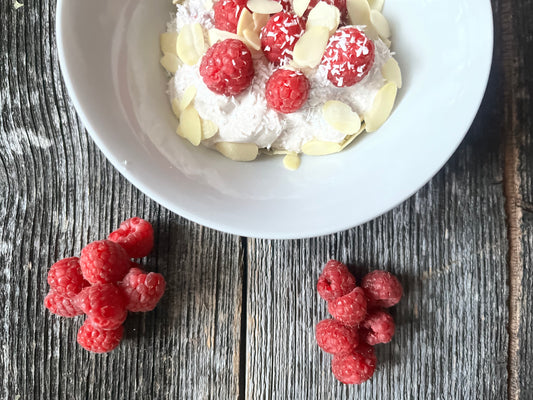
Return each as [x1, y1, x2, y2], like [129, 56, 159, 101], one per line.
[316, 319, 359, 355]
[213, 0, 248, 33]
[304, 0, 347, 20]
[200, 39, 254, 96]
[328, 287, 367, 327]
[361, 270, 403, 308]
[321, 26, 375, 87]
[260, 12, 305, 64]
[317, 260, 356, 302]
[44, 291, 83, 317]
[265, 68, 309, 113]
[275, 0, 292, 11]
[331, 344, 377, 384]
[75, 284, 128, 330]
[119, 267, 166, 312]
[80, 239, 131, 284]
[77, 319, 123, 353]
[360, 309, 395, 345]
[47, 257, 89, 298]
[108, 217, 154, 259]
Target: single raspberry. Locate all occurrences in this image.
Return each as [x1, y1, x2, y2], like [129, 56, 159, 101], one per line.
[200, 39, 254, 96]
[304, 0, 348, 20]
[108, 217, 154, 259]
[213, 0, 248, 33]
[321, 26, 375, 87]
[316, 319, 359, 355]
[317, 260, 357, 302]
[75, 284, 128, 330]
[361, 270, 403, 308]
[119, 267, 166, 312]
[260, 12, 305, 64]
[265, 68, 309, 113]
[47, 257, 89, 298]
[331, 344, 377, 384]
[360, 309, 395, 345]
[44, 291, 83, 317]
[77, 319, 123, 353]
[79, 239, 131, 284]
[328, 287, 367, 327]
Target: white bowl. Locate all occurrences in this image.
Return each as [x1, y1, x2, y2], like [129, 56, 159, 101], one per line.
[56, 0, 493, 239]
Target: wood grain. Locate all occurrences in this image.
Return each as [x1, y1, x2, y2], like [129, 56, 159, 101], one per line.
[0, 1, 243, 399]
[245, 47, 509, 400]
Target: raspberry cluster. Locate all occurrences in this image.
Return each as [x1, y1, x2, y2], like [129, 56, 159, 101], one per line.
[205, 0, 374, 113]
[44, 217, 166, 353]
[316, 260, 402, 384]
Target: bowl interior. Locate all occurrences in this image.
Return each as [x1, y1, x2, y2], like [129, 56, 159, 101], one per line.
[57, 0, 493, 239]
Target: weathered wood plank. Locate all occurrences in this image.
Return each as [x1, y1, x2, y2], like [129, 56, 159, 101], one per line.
[245, 50, 509, 400]
[0, 1, 243, 399]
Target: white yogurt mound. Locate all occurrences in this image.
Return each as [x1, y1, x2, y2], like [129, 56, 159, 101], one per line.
[168, 0, 393, 153]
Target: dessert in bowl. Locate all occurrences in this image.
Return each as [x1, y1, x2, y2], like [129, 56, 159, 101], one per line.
[56, 0, 493, 238]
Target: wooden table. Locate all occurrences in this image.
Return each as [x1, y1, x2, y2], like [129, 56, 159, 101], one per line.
[1, 0, 531, 398]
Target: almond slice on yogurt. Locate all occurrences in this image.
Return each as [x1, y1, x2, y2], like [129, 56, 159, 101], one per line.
[306, 2, 340, 34]
[293, 26, 330, 68]
[370, 9, 390, 39]
[177, 23, 206, 65]
[242, 29, 262, 51]
[216, 142, 259, 161]
[201, 119, 218, 139]
[160, 53, 182, 74]
[322, 100, 361, 134]
[208, 29, 243, 46]
[176, 106, 202, 146]
[237, 9, 255, 36]
[340, 123, 365, 149]
[364, 82, 397, 132]
[301, 139, 342, 155]
[247, 0, 282, 14]
[346, 0, 378, 39]
[293, 0, 311, 17]
[283, 153, 301, 170]
[368, 0, 384, 11]
[381, 57, 402, 88]
[252, 12, 270, 31]
[160, 32, 179, 55]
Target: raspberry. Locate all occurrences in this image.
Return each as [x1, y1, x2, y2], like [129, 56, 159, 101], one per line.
[47, 257, 89, 298]
[213, 0, 248, 33]
[316, 319, 359, 355]
[108, 217, 154, 259]
[321, 27, 375, 87]
[200, 39, 254, 96]
[265, 68, 309, 113]
[77, 319, 123, 353]
[331, 344, 377, 384]
[360, 309, 395, 345]
[361, 270, 403, 308]
[317, 260, 357, 302]
[80, 239, 131, 284]
[75, 284, 128, 330]
[260, 12, 305, 64]
[44, 291, 83, 317]
[328, 287, 367, 327]
[119, 267, 166, 312]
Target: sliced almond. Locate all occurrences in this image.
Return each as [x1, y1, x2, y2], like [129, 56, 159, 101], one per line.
[382, 37, 391, 48]
[306, 2, 340, 34]
[243, 29, 261, 51]
[293, 0, 311, 17]
[252, 12, 270, 31]
[322, 100, 361, 134]
[171, 98, 182, 118]
[364, 82, 397, 132]
[215, 142, 259, 161]
[160, 53, 182, 73]
[346, 0, 378, 39]
[237, 8, 255, 36]
[247, 0, 282, 14]
[181, 85, 197, 109]
[160, 32, 179, 55]
[176, 106, 202, 146]
[204, 0, 214, 9]
[368, 0, 384, 11]
[370, 9, 390, 38]
[292, 26, 330, 68]
[208, 28, 243, 46]
[283, 153, 301, 170]
[381, 57, 402, 88]
[301, 139, 342, 155]
[340, 123, 365, 149]
[177, 23, 206, 65]
[201, 119, 218, 139]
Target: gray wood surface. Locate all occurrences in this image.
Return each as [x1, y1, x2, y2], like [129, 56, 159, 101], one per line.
[1, 0, 532, 398]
